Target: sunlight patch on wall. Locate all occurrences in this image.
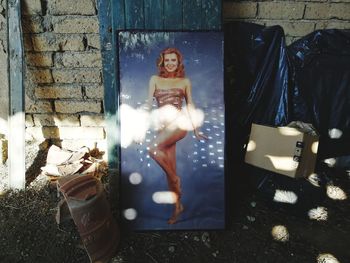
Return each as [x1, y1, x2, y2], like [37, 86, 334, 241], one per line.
[317, 253, 340, 263]
[308, 207, 328, 221]
[273, 190, 298, 204]
[129, 172, 143, 185]
[123, 208, 138, 220]
[328, 128, 343, 139]
[271, 225, 289, 242]
[326, 185, 347, 200]
[246, 140, 256, 152]
[152, 191, 176, 204]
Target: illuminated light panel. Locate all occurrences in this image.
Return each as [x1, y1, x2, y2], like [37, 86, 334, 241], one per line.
[123, 208, 137, 220]
[152, 191, 176, 204]
[308, 207, 328, 221]
[129, 172, 142, 185]
[277, 127, 300, 136]
[271, 225, 289, 242]
[273, 190, 298, 204]
[326, 185, 347, 200]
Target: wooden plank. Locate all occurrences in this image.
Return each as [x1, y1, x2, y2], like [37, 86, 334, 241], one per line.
[183, 0, 202, 30]
[164, 0, 182, 30]
[144, 0, 164, 30]
[8, 0, 25, 189]
[112, 0, 125, 30]
[125, 0, 145, 29]
[97, 0, 119, 170]
[201, 0, 222, 29]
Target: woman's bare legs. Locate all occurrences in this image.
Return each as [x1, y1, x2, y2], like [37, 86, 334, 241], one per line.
[149, 126, 186, 224]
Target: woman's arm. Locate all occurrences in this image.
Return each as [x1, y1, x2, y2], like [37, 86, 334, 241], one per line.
[184, 78, 208, 140]
[144, 75, 157, 110]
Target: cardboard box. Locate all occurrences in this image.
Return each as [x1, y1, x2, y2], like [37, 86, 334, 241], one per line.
[245, 123, 319, 178]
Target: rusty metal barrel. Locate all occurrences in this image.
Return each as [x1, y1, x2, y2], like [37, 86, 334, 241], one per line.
[57, 174, 119, 263]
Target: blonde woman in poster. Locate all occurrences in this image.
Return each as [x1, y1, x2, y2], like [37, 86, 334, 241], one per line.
[145, 47, 207, 224]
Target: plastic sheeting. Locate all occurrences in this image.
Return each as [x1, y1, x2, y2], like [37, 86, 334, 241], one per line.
[224, 22, 350, 214]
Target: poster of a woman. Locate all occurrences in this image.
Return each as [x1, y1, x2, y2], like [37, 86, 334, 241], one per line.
[119, 31, 224, 230]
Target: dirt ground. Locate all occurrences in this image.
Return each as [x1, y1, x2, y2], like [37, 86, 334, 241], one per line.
[0, 143, 349, 263]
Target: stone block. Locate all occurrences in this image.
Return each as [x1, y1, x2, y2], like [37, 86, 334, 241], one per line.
[22, 16, 44, 33]
[35, 85, 82, 99]
[223, 2, 257, 19]
[58, 127, 105, 139]
[26, 101, 53, 114]
[48, 0, 96, 15]
[80, 114, 105, 127]
[264, 20, 315, 37]
[27, 69, 53, 84]
[33, 114, 80, 126]
[32, 34, 85, 52]
[55, 100, 102, 114]
[55, 52, 102, 68]
[22, 0, 42, 15]
[86, 34, 101, 50]
[26, 52, 53, 67]
[84, 84, 103, 99]
[52, 16, 99, 33]
[52, 69, 101, 83]
[258, 2, 305, 19]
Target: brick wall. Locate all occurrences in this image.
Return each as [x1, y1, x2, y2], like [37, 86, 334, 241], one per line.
[20, 0, 350, 152]
[224, 0, 350, 44]
[22, 0, 106, 151]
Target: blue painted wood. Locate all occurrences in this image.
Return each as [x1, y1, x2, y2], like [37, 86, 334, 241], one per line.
[202, 0, 222, 29]
[97, 0, 119, 169]
[125, 0, 144, 29]
[112, 0, 125, 29]
[144, 0, 164, 29]
[183, 0, 202, 30]
[164, 0, 182, 30]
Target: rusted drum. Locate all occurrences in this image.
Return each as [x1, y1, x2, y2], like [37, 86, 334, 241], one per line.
[58, 175, 119, 263]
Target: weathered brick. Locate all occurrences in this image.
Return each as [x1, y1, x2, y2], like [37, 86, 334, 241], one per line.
[86, 34, 101, 50]
[48, 0, 96, 15]
[84, 84, 103, 99]
[26, 101, 53, 114]
[330, 4, 350, 19]
[304, 3, 350, 19]
[26, 52, 53, 67]
[55, 100, 101, 113]
[52, 69, 101, 83]
[258, 2, 305, 19]
[27, 69, 53, 83]
[223, 2, 257, 19]
[22, 0, 42, 15]
[55, 52, 102, 68]
[22, 16, 44, 33]
[25, 114, 35, 127]
[52, 16, 99, 33]
[23, 35, 33, 51]
[264, 20, 315, 37]
[33, 114, 80, 126]
[32, 34, 85, 52]
[35, 85, 82, 99]
[80, 114, 105, 126]
[26, 127, 45, 140]
[316, 20, 350, 30]
[58, 127, 105, 139]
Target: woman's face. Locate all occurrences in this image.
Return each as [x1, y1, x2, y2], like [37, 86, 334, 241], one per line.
[164, 53, 178, 73]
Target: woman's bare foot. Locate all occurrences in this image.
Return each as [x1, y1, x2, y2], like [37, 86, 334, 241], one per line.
[168, 202, 184, 224]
